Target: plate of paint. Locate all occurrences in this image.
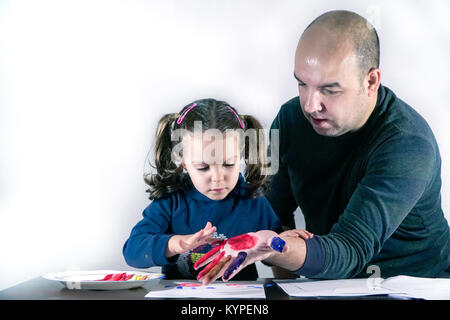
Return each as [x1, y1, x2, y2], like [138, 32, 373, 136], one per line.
[43, 270, 165, 290]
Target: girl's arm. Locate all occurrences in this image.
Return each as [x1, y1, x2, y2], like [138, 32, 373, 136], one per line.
[123, 199, 175, 268]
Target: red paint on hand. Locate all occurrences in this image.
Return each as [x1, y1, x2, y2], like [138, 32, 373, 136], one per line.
[197, 251, 225, 280]
[227, 234, 257, 250]
[194, 244, 223, 269]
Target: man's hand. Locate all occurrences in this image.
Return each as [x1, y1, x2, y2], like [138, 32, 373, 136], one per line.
[194, 230, 287, 285]
[279, 229, 314, 239]
[165, 222, 217, 258]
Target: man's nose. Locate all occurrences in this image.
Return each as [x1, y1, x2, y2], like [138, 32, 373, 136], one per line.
[303, 90, 323, 114]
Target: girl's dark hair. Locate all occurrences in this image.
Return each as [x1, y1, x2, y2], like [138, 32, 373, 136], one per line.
[144, 98, 268, 200]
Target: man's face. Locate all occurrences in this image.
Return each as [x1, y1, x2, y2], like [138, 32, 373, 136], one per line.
[181, 131, 241, 200]
[294, 28, 372, 137]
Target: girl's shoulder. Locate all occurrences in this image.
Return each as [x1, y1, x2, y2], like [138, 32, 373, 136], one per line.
[235, 192, 271, 210]
[144, 190, 188, 217]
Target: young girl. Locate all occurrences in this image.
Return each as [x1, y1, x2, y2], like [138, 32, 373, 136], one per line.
[123, 98, 312, 280]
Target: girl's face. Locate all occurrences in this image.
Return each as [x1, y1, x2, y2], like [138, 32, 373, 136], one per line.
[180, 131, 241, 200]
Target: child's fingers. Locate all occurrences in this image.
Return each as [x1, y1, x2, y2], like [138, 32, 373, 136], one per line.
[190, 223, 216, 242]
[223, 252, 247, 281]
[201, 225, 217, 238]
[182, 229, 205, 248]
[201, 255, 232, 285]
[204, 221, 213, 230]
[193, 245, 222, 269]
[178, 239, 190, 251]
[196, 251, 225, 280]
[269, 236, 287, 252]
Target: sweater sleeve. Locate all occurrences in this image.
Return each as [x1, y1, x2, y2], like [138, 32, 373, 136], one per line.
[306, 133, 437, 279]
[122, 198, 176, 268]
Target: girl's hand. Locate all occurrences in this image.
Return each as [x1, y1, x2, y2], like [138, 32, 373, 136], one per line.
[279, 229, 314, 240]
[194, 230, 287, 285]
[165, 222, 217, 257]
[178, 222, 218, 252]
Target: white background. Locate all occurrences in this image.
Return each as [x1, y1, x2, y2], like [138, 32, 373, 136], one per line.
[1, 0, 450, 290]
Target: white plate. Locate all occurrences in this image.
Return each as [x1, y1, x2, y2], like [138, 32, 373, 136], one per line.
[43, 270, 165, 290]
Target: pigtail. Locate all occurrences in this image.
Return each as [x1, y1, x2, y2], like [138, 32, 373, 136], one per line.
[144, 113, 185, 200]
[241, 115, 268, 198]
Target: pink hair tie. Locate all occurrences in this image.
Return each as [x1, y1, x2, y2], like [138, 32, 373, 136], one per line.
[176, 103, 197, 125]
[227, 106, 245, 129]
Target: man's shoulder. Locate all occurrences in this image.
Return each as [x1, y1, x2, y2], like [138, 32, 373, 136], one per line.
[280, 96, 300, 114]
[382, 85, 435, 140]
[273, 96, 303, 127]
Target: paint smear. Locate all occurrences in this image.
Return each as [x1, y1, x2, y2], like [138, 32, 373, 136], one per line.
[227, 234, 257, 250]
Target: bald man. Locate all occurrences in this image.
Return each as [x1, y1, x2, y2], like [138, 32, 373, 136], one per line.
[195, 10, 450, 284]
[262, 10, 450, 279]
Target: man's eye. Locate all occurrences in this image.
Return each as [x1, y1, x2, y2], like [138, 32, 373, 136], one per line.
[322, 89, 339, 96]
[197, 166, 209, 171]
[298, 82, 306, 87]
[224, 163, 235, 168]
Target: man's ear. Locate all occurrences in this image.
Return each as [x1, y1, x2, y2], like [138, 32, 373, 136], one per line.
[366, 67, 381, 97]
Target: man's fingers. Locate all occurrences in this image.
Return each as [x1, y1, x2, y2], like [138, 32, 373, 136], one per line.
[300, 230, 314, 239]
[280, 229, 314, 240]
[223, 252, 247, 281]
[280, 230, 301, 238]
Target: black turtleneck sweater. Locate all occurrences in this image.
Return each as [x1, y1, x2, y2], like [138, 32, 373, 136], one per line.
[266, 84, 450, 279]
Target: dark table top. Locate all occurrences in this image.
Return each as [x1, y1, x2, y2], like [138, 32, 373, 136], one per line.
[0, 277, 400, 300]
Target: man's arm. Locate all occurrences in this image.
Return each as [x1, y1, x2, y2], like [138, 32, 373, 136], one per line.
[264, 235, 307, 271]
[308, 133, 439, 279]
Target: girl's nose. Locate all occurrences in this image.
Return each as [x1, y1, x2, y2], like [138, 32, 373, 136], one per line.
[211, 166, 224, 182]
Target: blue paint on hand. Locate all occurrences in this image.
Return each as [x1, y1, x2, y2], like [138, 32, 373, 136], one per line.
[270, 237, 286, 253]
[223, 251, 247, 280]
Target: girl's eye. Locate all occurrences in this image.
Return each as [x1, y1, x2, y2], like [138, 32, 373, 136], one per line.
[224, 163, 235, 168]
[197, 166, 209, 171]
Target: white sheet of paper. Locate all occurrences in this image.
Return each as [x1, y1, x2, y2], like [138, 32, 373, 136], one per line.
[380, 275, 450, 300]
[145, 280, 266, 299]
[275, 276, 450, 299]
[274, 278, 402, 297]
